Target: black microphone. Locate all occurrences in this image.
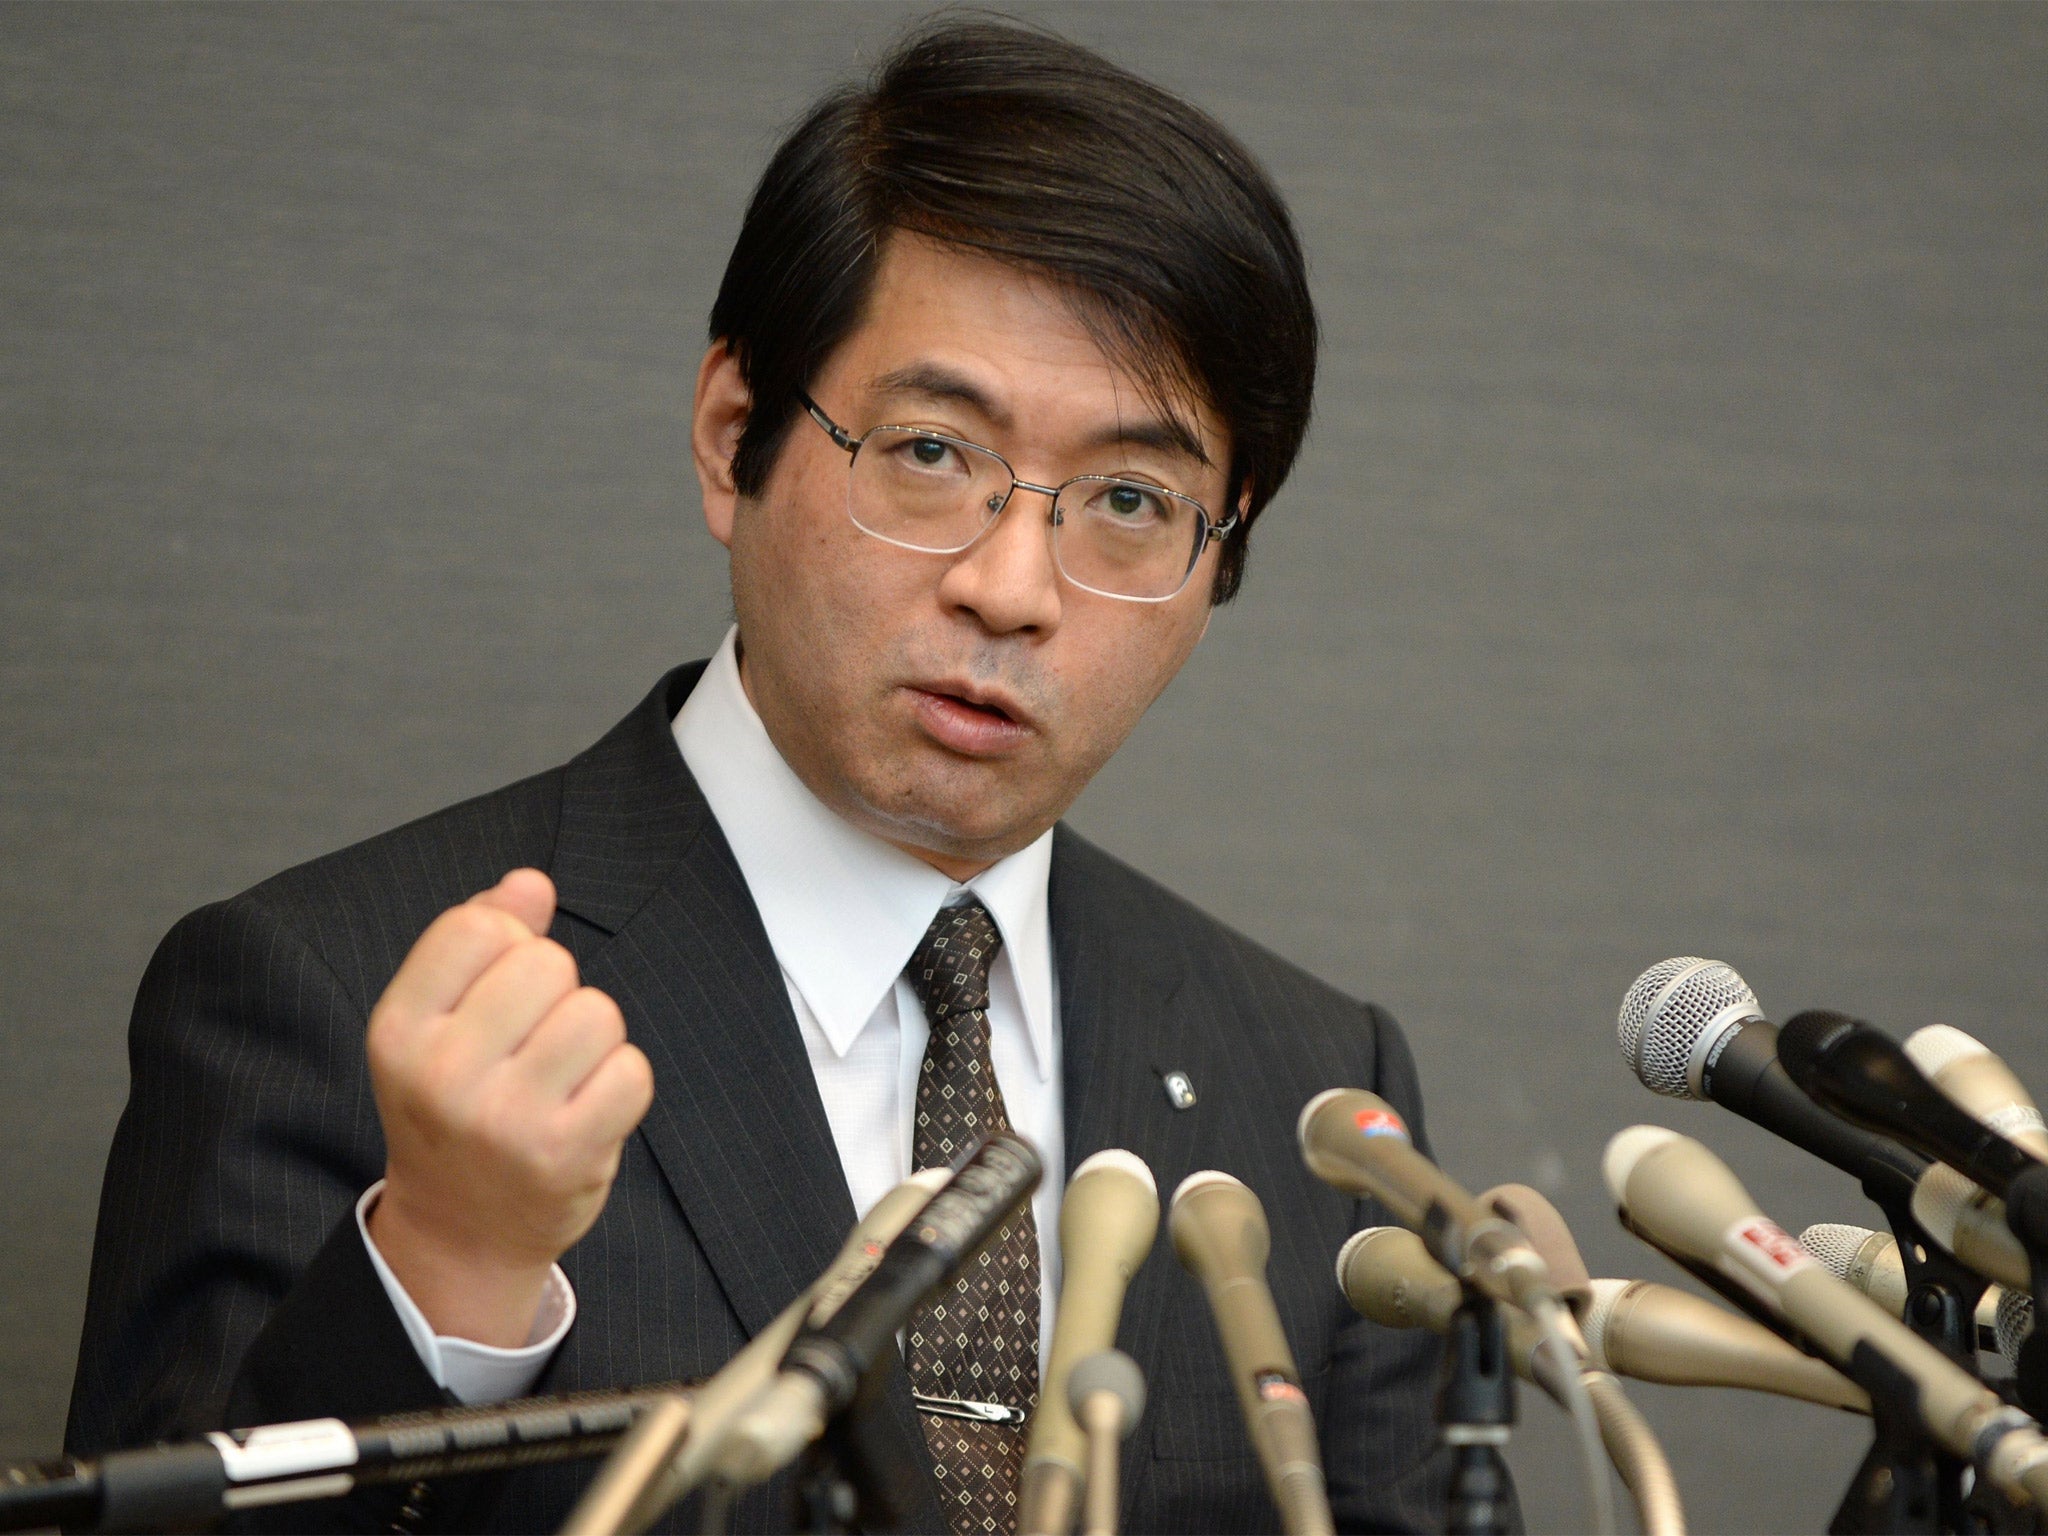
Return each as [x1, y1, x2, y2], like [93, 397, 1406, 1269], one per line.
[0, 1385, 681, 1534]
[713, 1133, 1044, 1486]
[1616, 958, 1925, 1190]
[1777, 1010, 2039, 1202]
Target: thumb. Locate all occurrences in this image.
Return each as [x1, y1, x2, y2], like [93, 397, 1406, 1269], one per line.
[473, 867, 557, 937]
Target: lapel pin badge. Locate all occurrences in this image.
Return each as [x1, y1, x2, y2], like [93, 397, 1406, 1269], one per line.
[1160, 1069, 1197, 1111]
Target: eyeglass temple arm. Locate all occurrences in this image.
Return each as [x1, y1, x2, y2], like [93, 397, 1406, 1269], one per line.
[798, 390, 860, 455]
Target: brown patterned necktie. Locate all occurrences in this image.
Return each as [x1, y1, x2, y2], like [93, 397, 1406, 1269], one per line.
[904, 900, 1041, 1536]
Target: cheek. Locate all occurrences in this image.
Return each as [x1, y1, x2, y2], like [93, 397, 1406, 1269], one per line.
[1062, 609, 1206, 748]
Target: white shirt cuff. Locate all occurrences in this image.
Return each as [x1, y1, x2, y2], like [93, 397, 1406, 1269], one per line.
[354, 1181, 576, 1405]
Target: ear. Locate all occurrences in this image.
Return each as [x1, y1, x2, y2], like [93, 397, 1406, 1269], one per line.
[692, 341, 751, 549]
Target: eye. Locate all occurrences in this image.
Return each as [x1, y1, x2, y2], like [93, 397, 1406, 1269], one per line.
[1086, 481, 1172, 526]
[903, 436, 959, 471]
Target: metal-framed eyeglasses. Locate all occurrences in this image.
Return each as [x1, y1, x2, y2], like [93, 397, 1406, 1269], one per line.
[797, 390, 1236, 603]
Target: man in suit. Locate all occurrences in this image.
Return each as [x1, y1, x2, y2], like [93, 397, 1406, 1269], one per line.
[69, 19, 1467, 1534]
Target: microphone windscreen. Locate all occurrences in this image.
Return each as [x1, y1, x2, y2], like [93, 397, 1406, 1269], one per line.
[1996, 1287, 2035, 1364]
[1482, 1184, 1592, 1306]
[1603, 1126, 1681, 1205]
[1065, 1349, 1146, 1435]
[1797, 1223, 1906, 1314]
[1617, 957, 1762, 1099]
[1905, 1025, 1992, 1081]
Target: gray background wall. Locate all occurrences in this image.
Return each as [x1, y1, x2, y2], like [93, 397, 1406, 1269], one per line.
[3, 3, 2044, 1529]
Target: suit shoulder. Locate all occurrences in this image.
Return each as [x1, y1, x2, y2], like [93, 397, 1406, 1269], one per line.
[1052, 826, 1383, 1026]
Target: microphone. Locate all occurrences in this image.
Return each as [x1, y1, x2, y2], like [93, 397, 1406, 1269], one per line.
[1339, 1223, 1865, 1412]
[1911, 1165, 2032, 1291]
[1021, 1150, 1160, 1536]
[1798, 1222, 2014, 1356]
[1298, 1104, 1613, 1536]
[1470, 1181, 1866, 1412]
[1999, 1288, 2038, 1365]
[1615, 958, 1924, 1188]
[1603, 1125, 2048, 1505]
[1297, 1089, 1558, 1316]
[1481, 1184, 1594, 1315]
[563, 1168, 953, 1535]
[1066, 1350, 1145, 1536]
[1581, 1277, 1869, 1412]
[1796, 1222, 1911, 1313]
[0, 1385, 685, 1535]
[1777, 1010, 2038, 1201]
[1335, 1228, 1683, 1536]
[714, 1134, 1043, 1488]
[1905, 1025, 2048, 1159]
[1335, 1226, 1546, 1372]
[1168, 1172, 1333, 1536]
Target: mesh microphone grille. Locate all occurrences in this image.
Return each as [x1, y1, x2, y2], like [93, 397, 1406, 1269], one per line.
[1617, 957, 1762, 1099]
[1578, 1278, 1630, 1368]
[1903, 1024, 1987, 1081]
[1799, 1223, 1881, 1280]
[1996, 1287, 2035, 1363]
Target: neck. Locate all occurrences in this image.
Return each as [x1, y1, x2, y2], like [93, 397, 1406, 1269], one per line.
[891, 842, 994, 884]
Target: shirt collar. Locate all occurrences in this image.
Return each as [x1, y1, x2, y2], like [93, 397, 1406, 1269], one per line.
[673, 627, 1055, 1079]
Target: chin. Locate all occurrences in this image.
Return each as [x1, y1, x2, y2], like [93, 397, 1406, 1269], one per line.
[860, 786, 1040, 861]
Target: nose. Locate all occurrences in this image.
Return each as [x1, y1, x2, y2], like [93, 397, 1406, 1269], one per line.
[934, 486, 1064, 635]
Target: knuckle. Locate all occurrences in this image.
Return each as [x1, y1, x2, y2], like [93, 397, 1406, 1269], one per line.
[365, 1012, 403, 1065]
[571, 990, 627, 1045]
[437, 903, 500, 948]
[526, 938, 579, 992]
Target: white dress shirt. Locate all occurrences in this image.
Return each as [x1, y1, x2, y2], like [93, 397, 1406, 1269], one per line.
[364, 626, 1064, 1402]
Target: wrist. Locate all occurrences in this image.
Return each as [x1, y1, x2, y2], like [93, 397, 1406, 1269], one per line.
[367, 1182, 556, 1348]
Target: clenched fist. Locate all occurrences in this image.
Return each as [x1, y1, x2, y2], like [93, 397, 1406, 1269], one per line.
[365, 869, 654, 1346]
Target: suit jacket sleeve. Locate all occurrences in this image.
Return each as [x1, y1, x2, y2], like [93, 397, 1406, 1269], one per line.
[66, 895, 461, 1529]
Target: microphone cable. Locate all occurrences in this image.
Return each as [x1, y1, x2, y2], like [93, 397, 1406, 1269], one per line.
[1523, 1295, 1619, 1536]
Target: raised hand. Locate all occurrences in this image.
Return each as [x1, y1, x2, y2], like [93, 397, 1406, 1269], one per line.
[364, 869, 654, 1345]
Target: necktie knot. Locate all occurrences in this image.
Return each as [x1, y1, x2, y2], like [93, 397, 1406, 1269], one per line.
[907, 900, 1003, 1020]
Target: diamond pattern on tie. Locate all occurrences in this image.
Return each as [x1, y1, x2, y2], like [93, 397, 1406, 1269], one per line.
[906, 901, 1040, 1536]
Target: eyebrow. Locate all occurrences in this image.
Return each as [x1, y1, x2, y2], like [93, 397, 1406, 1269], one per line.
[867, 362, 1214, 470]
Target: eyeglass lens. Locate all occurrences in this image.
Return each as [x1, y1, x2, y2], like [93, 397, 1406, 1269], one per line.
[846, 427, 1205, 600]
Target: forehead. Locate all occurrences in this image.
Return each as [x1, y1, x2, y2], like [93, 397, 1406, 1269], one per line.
[817, 234, 1227, 471]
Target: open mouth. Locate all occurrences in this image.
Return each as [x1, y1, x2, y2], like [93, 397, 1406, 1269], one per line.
[908, 684, 1032, 755]
[935, 690, 1014, 724]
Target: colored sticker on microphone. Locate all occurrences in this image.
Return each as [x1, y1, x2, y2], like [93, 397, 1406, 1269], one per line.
[1254, 1370, 1307, 1404]
[1353, 1107, 1410, 1141]
[1718, 1216, 1815, 1306]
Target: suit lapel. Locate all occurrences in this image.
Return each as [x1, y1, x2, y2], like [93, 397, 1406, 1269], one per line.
[1050, 827, 1204, 1396]
[549, 666, 944, 1531]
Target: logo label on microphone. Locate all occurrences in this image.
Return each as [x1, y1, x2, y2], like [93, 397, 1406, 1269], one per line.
[1719, 1216, 1816, 1305]
[1254, 1370, 1307, 1404]
[1354, 1107, 1410, 1142]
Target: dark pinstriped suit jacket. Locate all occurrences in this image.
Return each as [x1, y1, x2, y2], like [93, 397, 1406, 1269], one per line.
[68, 663, 1459, 1533]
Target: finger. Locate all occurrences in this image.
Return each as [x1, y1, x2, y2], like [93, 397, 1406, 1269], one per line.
[563, 1043, 655, 1148]
[508, 988, 627, 1101]
[377, 900, 538, 1026]
[444, 936, 583, 1066]
[472, 868, 556, 937]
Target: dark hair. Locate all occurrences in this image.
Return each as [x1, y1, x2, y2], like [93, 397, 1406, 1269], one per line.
[707, 15, 1317, 603]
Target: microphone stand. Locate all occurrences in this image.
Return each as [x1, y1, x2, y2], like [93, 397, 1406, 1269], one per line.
[1437, 1285, 1515, 1536]
[789, 1354, 923, 1536]
[1847, 1130, 1998, 1532]
[1854, 1158, 1989, 1371]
